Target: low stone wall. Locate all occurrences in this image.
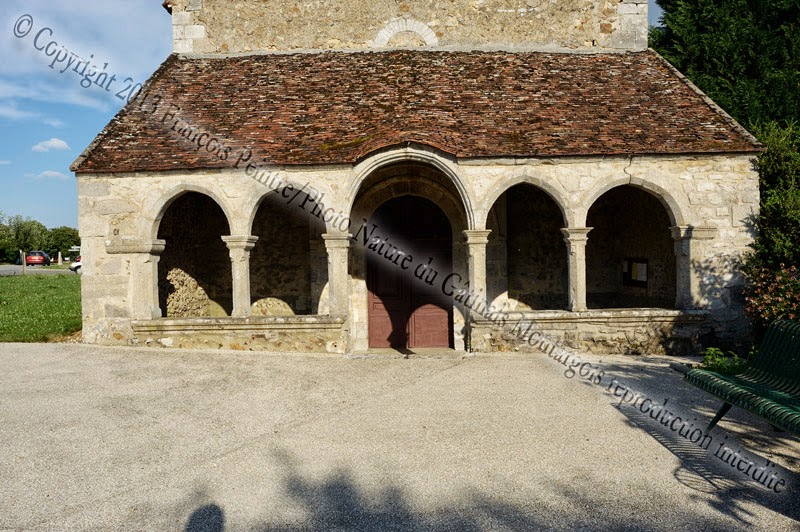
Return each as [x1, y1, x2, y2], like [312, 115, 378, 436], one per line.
[130, 316, 347, 353]
[471, 309, 711, 356]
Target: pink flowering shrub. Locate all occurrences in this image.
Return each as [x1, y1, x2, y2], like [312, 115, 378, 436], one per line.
[744, 263, 800, 332]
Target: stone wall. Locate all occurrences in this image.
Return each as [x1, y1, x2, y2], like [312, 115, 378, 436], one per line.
[164, 0, 648, 54]
[471, 309, 711, 356]
[586, 186, 677, 308]
[76, 149, 758, 353]
[250, 196, 315, 315]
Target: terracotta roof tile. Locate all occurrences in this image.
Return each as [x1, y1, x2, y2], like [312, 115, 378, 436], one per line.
[72, 50, 761, 173]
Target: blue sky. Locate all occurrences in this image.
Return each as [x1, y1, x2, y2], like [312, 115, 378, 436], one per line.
[0, 1, 664, 230]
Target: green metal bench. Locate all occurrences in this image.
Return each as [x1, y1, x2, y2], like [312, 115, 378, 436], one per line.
[683, 320, 800, 435]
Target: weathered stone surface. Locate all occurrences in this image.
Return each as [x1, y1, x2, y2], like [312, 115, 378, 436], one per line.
[472, 310, 711, 356]
[251, 298, 295, 317]
[166, 0, 647, 54]
[129, 316, 346, 353]
[162, 268, 214, 318]
[76, 150, 759, 352]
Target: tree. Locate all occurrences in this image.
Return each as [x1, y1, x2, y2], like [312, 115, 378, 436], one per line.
[47, 226, 80, 258]
[0, 212, 14, 263]
[8, 216, 49, 253]
[650, 0, 800, 129]
[651, 0, 800, 331]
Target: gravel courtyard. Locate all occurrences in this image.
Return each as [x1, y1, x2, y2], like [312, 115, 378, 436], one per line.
[1, 344, 798, 531]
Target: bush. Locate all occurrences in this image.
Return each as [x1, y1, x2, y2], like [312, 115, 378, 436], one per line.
[749, 187, 800, 269]
[699, 347, 751, 375]
[743, 263, 800, 335]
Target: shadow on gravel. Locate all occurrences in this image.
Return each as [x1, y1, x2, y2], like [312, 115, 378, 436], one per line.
[596, 358, 800, 528]
[185, 504, 225, 532]
[182, 449, 746, 532]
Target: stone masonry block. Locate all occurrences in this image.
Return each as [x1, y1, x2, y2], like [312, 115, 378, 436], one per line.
[184, 25, 206, 39]
[173, 12, 191, 25]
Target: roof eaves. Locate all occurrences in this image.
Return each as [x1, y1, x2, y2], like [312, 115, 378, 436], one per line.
[648, 49, 763, 153]
[70, 55, 178, 174]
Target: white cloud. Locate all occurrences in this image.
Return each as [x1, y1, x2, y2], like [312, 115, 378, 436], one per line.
[0, 103, 38, 121]
[1, 2, 172, 111]
[43, 117, 65, 128]
[27, 170, 69, 180]
[32, 137, 70, 152]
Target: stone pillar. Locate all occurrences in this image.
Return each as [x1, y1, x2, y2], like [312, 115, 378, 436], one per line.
[671, 226, 693, 309]
[561, 228, 592, 312]
[106, 239, 165, 319]
[221, 236, 258, 318]
[463, 230, 492, 315]
[671, 225, 718, 310]
[323, 232, 351, 316]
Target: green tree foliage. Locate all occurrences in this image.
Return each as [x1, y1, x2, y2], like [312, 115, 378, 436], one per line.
[47, 226, 80, 258]
[0, 213, 80, 264]
[650, 0, 800, 128]
[0, 212, 14, 263]
[753, 120, 800, 191]
[651, 0, 800, 328]
[7, 216, 49, 254]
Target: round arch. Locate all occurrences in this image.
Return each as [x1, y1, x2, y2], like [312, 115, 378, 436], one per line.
[580, 178, 687, 227]
[480, 176, 571, 228]
[148, 184, 234, 241]
[348, 146, 475, 229]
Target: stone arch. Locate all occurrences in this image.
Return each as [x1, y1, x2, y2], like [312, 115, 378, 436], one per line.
[348, 159, 470, 351]
[586, 184, 678, 309]
[479, 175, 571, 228]
[374, 18, 439, 47]
[485, 182, 569, 311]
[149, 184, 234, 242]
[156, 190, 233, 317]
[248, 188, 319, 316]
[580, 177, 686, 228]
[349, 145, 475, 229]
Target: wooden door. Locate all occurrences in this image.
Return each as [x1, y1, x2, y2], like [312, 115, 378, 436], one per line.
[366, 197, 452, 349]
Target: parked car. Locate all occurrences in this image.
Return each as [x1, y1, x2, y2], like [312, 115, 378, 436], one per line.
[69, 256, 82, 274]
[25, 251, 51, 266]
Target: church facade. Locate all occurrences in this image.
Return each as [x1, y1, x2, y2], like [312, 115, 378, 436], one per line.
[72, 0, 761, 354]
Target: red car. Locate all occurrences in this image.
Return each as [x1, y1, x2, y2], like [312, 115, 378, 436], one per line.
[25, 251, 51, 266]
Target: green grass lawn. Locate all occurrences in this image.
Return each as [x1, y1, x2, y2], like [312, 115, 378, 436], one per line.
[0, 274, 82, 342]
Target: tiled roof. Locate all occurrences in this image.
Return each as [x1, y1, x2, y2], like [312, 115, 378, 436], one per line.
[72, 50, 760, 173]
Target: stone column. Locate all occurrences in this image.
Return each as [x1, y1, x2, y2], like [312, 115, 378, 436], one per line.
[221, 235, 258, 318]
[561, 228, 592, 312]
[671, 225, 718, 310]
[106, 239, 165, 319]
[671, 226, 693, 309]
[323, 232, 351, 316]
[463, 230, 492, 315]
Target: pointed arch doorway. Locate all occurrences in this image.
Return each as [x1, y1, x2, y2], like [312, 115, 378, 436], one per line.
[367, 196, 453, 349]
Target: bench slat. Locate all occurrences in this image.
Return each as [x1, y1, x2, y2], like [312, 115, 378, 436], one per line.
[683, 319, 800, 435]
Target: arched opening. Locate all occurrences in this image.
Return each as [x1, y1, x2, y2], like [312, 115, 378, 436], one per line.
[486, 184, 568, 311]
[366, 196, 453, 348]
[350, 161, 468, 351]
[586, 186, 677, 309]
[249, 195, 317, 316]
[157, 192, 232, 317]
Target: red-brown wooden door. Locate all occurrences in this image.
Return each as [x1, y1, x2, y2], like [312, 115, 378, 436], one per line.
[367, 197, 452, 349]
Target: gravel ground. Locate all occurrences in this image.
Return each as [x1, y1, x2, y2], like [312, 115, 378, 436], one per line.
[0, 343, 797, 531]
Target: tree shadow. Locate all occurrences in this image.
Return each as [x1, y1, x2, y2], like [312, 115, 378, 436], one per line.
[689, 249, 753, 354]
[179, 446, 780, 531]
[599, 358, 800, 526]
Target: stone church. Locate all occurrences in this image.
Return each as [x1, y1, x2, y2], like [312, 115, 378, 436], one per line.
[71, 0, 761, 355]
